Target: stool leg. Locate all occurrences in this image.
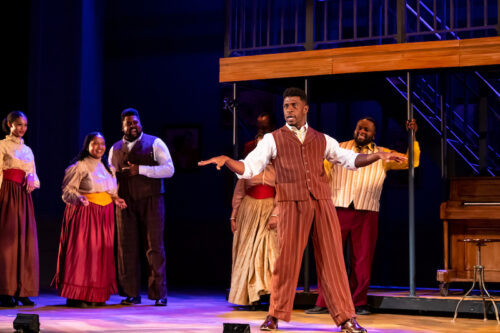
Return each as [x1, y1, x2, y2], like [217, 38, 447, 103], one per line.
[480, 266, 500, 324]
[453, 266, 479, 322]
[477, 266, 487, 321]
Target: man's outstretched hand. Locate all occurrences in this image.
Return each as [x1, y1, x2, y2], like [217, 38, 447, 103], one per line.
[377, 151, 407, 163]
[199, 155, 245, 175]
[198, 156, 230, 170]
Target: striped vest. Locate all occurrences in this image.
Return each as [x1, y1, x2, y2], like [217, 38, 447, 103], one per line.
[272, 126, 331, 201]
[329, 140, 386, 212]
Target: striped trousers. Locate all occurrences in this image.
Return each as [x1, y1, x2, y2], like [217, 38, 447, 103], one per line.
[269, 196, 355, 325]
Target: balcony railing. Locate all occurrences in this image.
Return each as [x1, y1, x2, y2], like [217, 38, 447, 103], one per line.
[225, 0, 500, 57]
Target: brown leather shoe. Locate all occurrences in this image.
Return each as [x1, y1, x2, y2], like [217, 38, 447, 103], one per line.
[340, 318, 367, 333]
[260, 315, 278, 331]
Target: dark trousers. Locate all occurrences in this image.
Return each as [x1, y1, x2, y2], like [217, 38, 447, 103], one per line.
[115, 194, 166, 300]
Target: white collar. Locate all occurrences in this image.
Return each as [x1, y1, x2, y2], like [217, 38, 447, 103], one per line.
[285, 123, 308, 132]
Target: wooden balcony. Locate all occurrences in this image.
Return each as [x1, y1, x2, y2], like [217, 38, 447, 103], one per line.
[220, 36, 500, 82]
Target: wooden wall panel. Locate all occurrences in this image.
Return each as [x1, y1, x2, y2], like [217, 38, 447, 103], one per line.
[219, 37, 500, 82]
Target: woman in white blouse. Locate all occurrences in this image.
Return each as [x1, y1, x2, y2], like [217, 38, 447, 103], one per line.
[0, 111, 40, 307]
[228, 133, 279, 307]
[53, 132, 126, 308]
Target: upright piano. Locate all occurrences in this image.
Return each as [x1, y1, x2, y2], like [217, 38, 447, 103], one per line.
[437, 177, 500, 296]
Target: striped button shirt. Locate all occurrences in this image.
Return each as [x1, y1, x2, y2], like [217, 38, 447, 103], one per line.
[324, 139, 420, 212]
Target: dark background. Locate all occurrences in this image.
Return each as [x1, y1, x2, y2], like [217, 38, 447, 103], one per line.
[2, 1, 477, 294]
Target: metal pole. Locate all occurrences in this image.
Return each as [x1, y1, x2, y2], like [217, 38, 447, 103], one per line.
[303, 78, 311, 292]
[440, 73, 448, 189]
[232, 83, 238, 160]
[478, 90, 488, 174]
[407, 72, 416, 297]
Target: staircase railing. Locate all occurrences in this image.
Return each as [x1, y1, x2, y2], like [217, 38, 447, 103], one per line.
[387, 0, 500, 175]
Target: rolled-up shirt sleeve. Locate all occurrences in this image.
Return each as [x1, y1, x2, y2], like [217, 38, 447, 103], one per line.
[239, 133, 275, 179]
[138, 138, 175, 178]
[324, 134, 358, 170]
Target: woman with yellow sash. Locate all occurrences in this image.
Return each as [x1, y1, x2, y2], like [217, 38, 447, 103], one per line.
[53, 132, 126, 307]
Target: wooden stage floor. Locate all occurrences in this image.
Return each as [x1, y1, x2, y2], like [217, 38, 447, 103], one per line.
[0, 290, 499, 332]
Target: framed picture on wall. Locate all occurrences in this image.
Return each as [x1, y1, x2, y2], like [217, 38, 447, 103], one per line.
[162, 125, 201, 172]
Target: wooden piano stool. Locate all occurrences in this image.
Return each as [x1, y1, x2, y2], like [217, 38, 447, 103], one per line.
[437, 177, 500, 297]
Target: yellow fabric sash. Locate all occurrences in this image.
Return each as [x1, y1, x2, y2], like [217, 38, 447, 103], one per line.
[84, 192, 113, 206]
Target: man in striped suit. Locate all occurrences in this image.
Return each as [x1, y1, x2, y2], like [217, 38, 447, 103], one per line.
[199, 88, 406, 332]
[306, 117, 419, 316]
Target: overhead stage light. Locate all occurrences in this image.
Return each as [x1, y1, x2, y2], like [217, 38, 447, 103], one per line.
[13, 313, 40, 333]
[223, 322, 250, 333]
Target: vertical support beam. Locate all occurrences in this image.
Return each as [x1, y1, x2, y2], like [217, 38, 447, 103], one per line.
[478, 93, 488, 174]
[305, 0, 314, 50]
[303, 78, 311, 293]
[396, 0, 406, 43]
[440, 73, 448, 193]
[224, 0, 231, 57]
[440, 73, 449, 272]
[232, 83, 238, 160]
[406, 71, 416, 297]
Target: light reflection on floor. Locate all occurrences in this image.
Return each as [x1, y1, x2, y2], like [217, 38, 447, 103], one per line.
[0, 290, 499, 332]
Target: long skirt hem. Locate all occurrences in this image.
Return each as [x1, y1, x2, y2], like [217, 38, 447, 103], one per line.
[57, 282, 117, 303]
[228, 196, 278, 306]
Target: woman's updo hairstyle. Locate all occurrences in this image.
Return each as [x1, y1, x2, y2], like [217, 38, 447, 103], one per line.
[2, 111, 27, 134]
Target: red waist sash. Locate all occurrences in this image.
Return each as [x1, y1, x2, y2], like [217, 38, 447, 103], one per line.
[3, 169, 25, 184]
[246, 184, 275, 199]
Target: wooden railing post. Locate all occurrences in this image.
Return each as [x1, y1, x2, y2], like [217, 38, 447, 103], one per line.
[497, 0, 500, 35]
[396, 0, 406, 43]
[224, 0, 231, 57]
[305, 0, 314, 50]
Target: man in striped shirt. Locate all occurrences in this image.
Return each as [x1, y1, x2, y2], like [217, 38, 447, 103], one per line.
[306, 117, 419, 316]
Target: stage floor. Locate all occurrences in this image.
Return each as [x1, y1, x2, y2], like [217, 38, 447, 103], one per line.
[0, 290, 499, 332]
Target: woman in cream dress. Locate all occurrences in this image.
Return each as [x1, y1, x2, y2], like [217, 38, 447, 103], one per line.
[228, 135, 279, 306]
[0, 111, 40, 307]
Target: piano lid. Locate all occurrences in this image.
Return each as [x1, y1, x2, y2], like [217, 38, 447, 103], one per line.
[449, 177, 500, 203]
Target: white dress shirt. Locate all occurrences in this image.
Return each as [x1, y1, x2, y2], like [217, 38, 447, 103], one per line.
[239, 124, 358, 179]
[108, 133, 175, 179]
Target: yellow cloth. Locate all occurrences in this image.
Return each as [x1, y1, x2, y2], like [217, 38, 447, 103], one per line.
[84, 192, 113, 206]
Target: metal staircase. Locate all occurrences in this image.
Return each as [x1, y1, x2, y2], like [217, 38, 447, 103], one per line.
[386, 0, 500, 175]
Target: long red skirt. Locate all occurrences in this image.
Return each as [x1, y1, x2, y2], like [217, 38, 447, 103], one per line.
[0, 179, 39, 296]
[53, 202, 117, 302]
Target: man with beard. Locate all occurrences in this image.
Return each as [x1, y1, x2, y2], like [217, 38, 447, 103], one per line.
[109, 108, 175, 306]
[306, 117, 419, 316]
[199, 88, 407, 333]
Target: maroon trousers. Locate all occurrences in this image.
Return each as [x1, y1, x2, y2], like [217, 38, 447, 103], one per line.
[270, 196, 355, 325]
[316, 206, 378, 307]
